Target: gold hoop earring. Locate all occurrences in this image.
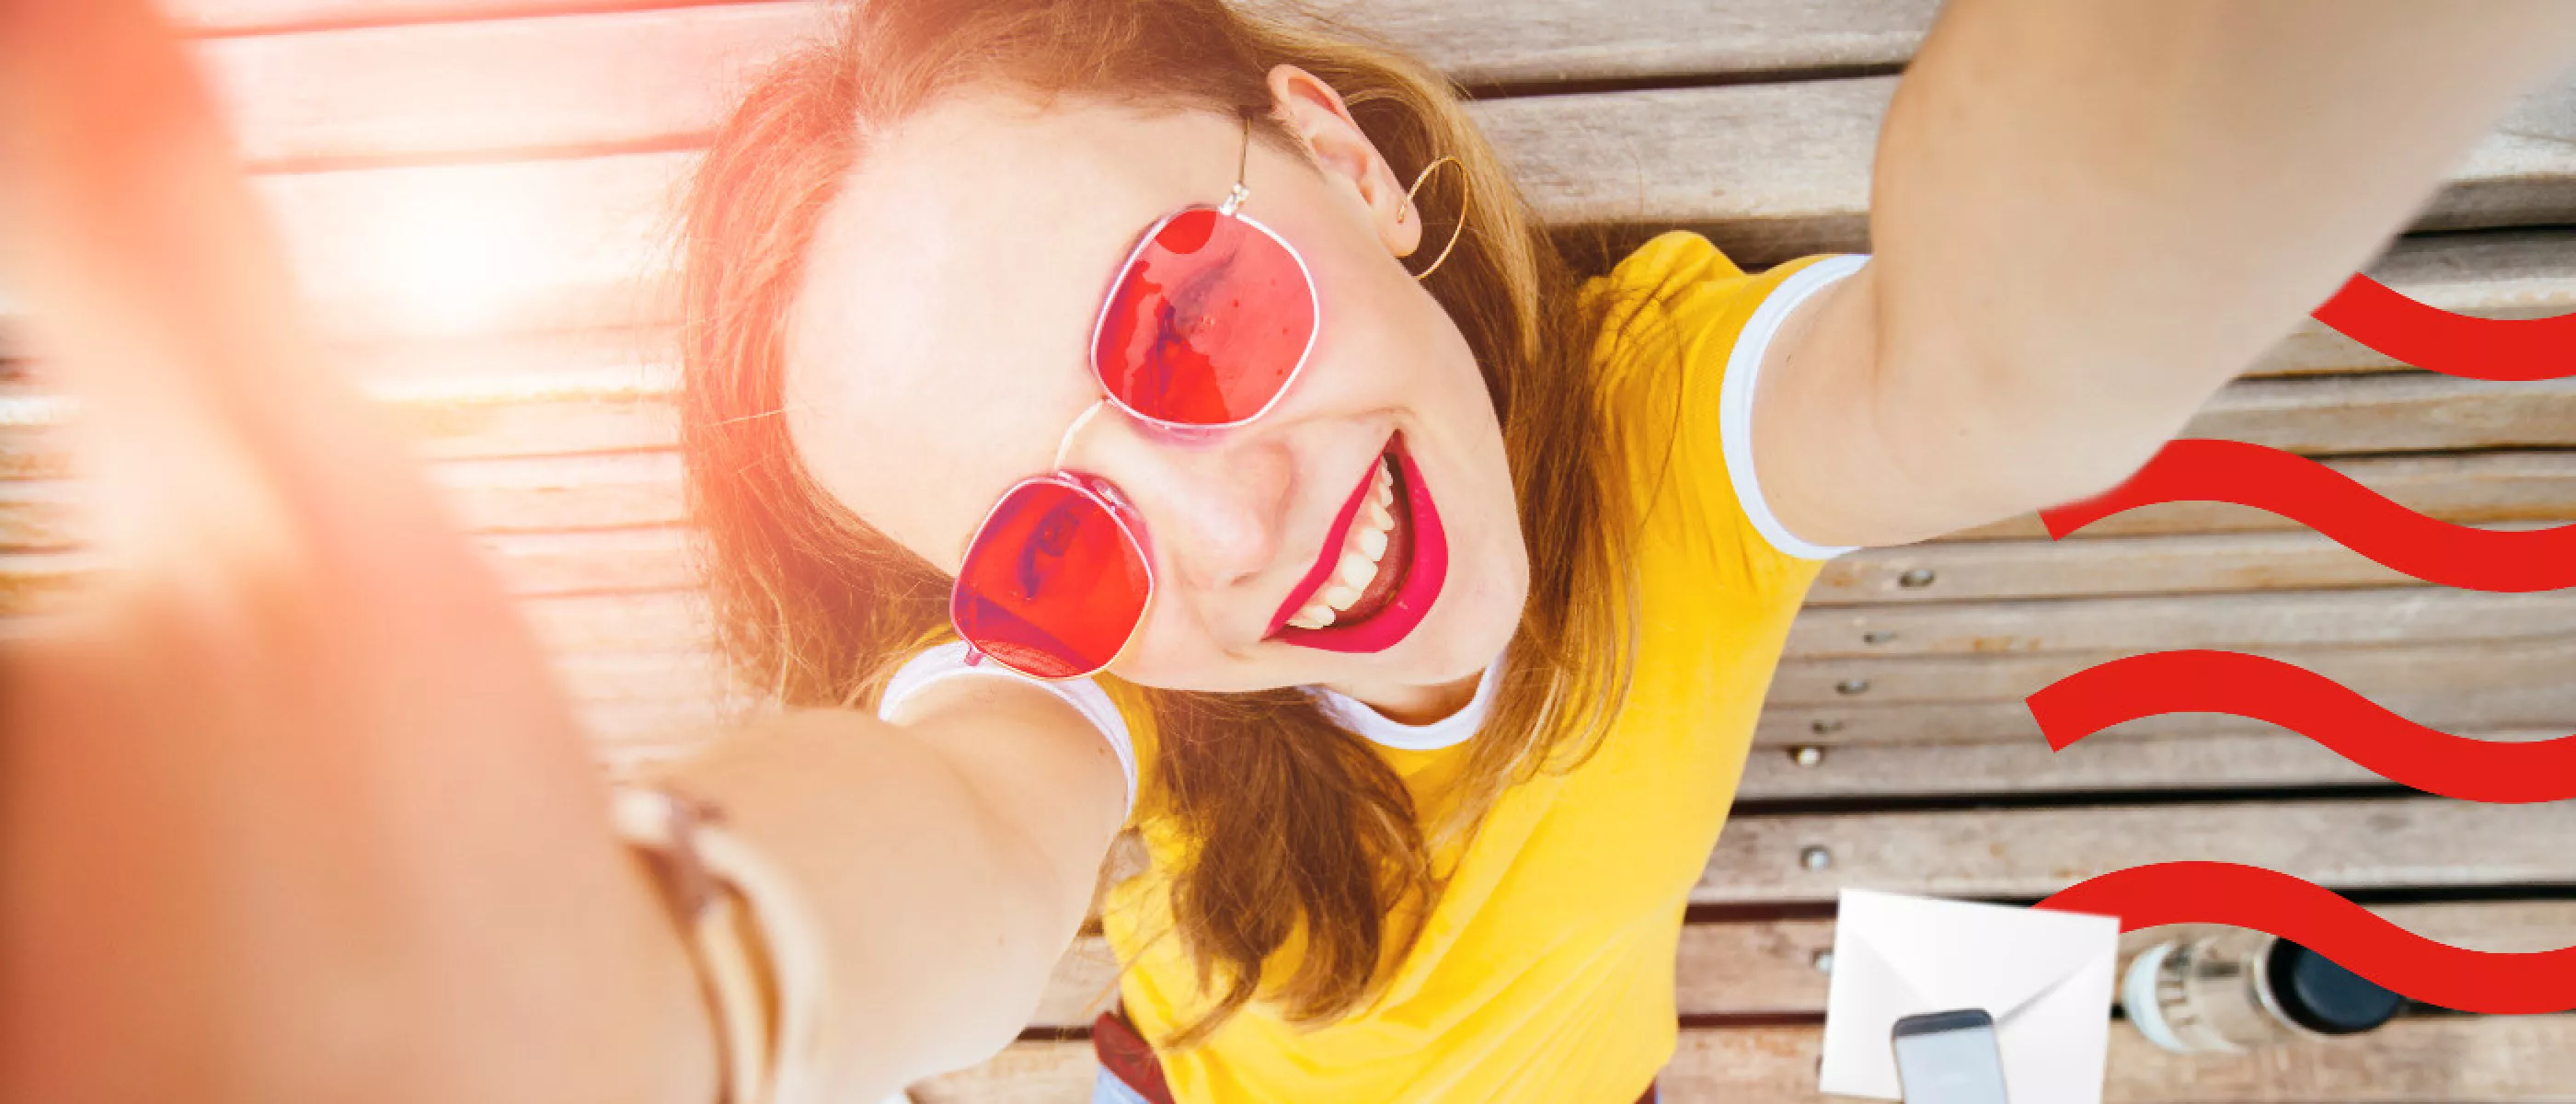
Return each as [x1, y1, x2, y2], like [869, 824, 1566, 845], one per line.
[1401, 155, 1468, 281]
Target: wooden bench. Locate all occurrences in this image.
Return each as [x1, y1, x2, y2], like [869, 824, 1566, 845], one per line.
[4, 1, 2572, 1098]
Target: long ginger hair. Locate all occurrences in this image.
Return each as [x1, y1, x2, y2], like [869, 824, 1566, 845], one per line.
[679, 0, 1639, 1046]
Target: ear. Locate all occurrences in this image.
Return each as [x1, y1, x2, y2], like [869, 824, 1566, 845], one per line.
[1265, 63, 1424, 260]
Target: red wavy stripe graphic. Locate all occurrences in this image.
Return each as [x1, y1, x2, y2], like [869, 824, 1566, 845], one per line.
[2037, 862, 2576, 1014]
[2026, 650, 2576, 804]
[2313, 272, 2576, 381]
[2040, 438, 2576, 592]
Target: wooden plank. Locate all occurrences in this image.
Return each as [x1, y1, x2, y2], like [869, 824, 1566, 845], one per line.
[1758, 678, 2576, 746]
[553, 646, 728, 704]
[1490, 77, 2576, 266]
[477, 526, 695, 592]
[1786, 587, 2576, 661]
[2257, 229, 2576, 377]
[428, 452, 685, 532]
[1687, 903, 2576, 1018]
[919, 1017, 2576, 1103]
[168, 0, 1941, 87]
[1811, 525, 2567, 606]
[2, 329, 683, 471]
[177, 7, 2576, 254]
[1949, 451, 2576, 541]
[1658, 1017, 2576, 1103]
[0, 527, 692, 617]
[196, 5, 819, 167]
[0, 453, 689, 549]
[2180, 373, 2576, 454]
[1767, 637, 2576, 707]
[222, 91, 2576, 338]
[1698, 797, 2576, 904]
[518, 586, 706, 652]
[254, 151, 693, 340]
[160, 0, 749, 37]
[183, 5, 1924, 167]
[1736, 730, 2564, 799]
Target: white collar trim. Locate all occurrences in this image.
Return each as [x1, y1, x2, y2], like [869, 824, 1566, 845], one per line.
[1308, 652, 1507, 752]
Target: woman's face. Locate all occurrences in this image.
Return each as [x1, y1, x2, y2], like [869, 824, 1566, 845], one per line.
[783, 69, 1526, 701]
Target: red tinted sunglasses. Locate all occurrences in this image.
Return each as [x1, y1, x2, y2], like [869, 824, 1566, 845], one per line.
[950, 114, 1319, 680]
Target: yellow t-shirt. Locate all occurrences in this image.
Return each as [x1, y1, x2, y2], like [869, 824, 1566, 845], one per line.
[1098, 234, 1862, 1103]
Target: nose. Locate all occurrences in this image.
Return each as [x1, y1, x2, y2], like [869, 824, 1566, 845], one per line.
[1087, 421, 1292, 593]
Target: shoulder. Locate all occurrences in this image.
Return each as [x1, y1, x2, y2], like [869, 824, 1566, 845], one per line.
[1581, 232, 1859, 362]
[1579, 233, 1872, 580]
[878, 641, 1146, 822]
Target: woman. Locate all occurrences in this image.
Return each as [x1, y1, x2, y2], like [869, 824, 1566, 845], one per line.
[6, 1, 2573, 1102]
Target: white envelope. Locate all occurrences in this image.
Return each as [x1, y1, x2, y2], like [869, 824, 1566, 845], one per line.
[1818, 889, 2121, 1103]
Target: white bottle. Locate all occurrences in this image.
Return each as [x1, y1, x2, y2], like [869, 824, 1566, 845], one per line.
[2122, 929, 2403, 1053]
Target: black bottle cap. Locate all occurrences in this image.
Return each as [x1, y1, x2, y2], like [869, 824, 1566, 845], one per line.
[2265, 939, 2403, 1036]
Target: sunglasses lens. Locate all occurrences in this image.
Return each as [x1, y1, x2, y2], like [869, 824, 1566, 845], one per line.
[952, 478, 1150, 680]
[1095, 209, 1315, 426]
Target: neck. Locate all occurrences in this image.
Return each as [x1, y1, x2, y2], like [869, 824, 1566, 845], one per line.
[1324, 666, 1487, 727]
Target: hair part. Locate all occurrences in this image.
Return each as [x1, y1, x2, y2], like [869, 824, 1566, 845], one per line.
[678, 0, 1638, 1047]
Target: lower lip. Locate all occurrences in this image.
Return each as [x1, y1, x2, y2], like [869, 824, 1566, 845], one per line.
[1271, 439, 1448, 654]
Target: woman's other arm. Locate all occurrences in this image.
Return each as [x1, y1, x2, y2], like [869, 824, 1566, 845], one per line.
[643, 684, 1129, 1094]
[0, 2, 1120, 1100]
[1751, 1, 2576, 548]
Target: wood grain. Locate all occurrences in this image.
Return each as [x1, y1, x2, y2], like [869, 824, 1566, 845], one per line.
[1767, 636, 2576, 706]
[1947, 451, 2576, 541]
[1732, 730, 2570, 800]
[167, 0, 1942, 88]
[1786, 587, 2576, 661]
[1699, 797, 2576, 904]
[1757, 681, 2576, 747]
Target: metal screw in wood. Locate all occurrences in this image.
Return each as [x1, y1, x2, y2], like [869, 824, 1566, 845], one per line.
[1790, 746, 1826, 767]
[1834, 678, 1870, 696]
[1862, 630, 1898, 645]
[1813, 950, 1836, 973]
[1810, 719, 1846, 735]
[1800, 845, 1833, 871]
[1898, 568, 1937, 589]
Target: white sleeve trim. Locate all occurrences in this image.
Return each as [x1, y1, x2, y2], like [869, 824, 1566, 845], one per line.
[1718, 253, 1871, 561]
[877, 641, 1138, 819]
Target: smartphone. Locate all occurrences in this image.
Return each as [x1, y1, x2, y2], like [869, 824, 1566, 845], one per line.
[1891, 1008, 2010, 1104]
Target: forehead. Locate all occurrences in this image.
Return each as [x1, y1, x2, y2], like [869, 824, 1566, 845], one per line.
[783, 93, 1247, 566]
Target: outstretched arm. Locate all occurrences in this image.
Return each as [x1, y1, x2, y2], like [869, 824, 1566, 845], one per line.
[1752, 0, 2576, 549]
[0, 3, 1122, 1101]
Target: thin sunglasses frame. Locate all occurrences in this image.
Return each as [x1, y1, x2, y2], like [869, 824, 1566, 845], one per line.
[1084, 113, 1324, 434]
[953, 112, 1319, 680]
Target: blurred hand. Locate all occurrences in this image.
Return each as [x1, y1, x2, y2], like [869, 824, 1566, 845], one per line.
[0, 3, 712, 1100]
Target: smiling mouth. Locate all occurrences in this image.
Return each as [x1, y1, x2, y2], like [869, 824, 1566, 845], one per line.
[1265, 432, 1449, 653]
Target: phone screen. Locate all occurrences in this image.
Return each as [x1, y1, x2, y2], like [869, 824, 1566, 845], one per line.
[1892, 1011, 2010, 1104]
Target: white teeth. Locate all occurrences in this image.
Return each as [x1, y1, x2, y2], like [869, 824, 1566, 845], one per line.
[1336, 548, 1376, 583]
[1284, 457, 1404, 630]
